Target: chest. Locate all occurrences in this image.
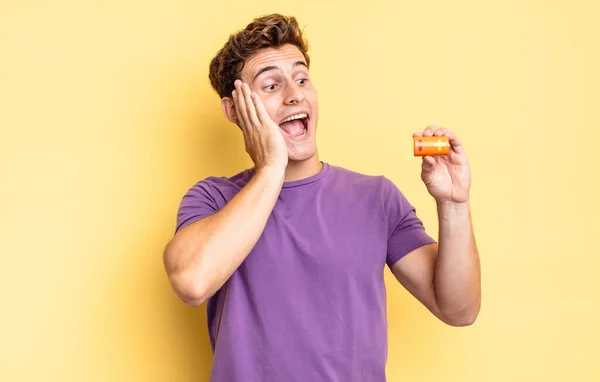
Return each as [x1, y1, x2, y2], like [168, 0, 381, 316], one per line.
[241, 193, 388, 281]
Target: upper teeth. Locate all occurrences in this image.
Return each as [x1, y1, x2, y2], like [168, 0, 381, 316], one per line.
[280, 113, 307, 124]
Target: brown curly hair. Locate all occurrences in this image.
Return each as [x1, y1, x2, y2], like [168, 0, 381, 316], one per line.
[209, 14, 310, 99]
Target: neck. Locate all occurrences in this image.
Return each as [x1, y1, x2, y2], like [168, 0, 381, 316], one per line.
[284, 155, 322, 182]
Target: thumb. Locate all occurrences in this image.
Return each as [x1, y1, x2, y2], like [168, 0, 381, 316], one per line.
[421, 157, 435, 183]
[422, 156, 435, 172]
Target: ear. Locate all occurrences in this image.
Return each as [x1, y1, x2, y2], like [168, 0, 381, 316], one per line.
[221, 97, 239, 125]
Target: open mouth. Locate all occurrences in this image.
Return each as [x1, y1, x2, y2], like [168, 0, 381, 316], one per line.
[279, 113, 309, 138]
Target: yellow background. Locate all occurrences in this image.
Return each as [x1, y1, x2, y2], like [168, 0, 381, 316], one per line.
[1, 0, 598, 381]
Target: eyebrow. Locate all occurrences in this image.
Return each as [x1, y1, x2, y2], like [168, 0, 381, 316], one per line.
[252, 61, 308, 82]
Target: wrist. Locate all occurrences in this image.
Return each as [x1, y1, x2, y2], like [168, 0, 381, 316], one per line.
[436, 200, 470, 218]
[255, 164, 285, 183]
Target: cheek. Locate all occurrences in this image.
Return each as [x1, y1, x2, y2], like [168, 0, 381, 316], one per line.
[309, 97, 318, 115]
[306, 89, 318, 107]
[262, 97, 281, 119]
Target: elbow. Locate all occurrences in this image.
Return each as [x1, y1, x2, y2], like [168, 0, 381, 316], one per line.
[163, 243, 210, 307]
[448, 312, 478, 327]
[169, 271, 210, 307]
[442, 300, 481, 327]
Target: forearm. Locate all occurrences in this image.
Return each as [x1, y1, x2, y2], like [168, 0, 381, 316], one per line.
[434, 201, 481, 323]
[164, 166, 284, 306]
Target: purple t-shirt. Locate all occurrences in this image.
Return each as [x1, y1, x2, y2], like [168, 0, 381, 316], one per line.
[175, 162, 436, 382]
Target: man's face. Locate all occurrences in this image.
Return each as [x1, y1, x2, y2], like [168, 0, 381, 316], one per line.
[239, 44, 319, 162]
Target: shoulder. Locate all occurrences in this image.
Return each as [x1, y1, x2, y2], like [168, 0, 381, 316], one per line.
[325, 164, 415, 217]
[181, 167, 253, 205]
[327, 163, 385, 185]
[326, 163, 397, 195]
[186, 168, 252, 193]
[174, 168, 253, 232]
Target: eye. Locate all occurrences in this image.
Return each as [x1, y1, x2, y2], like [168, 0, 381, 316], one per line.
[264, 84, 278, 92]
[296, 78, 308, 86]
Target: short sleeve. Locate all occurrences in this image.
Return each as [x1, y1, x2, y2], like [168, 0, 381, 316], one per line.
[175, 180, 220, 233]
[383, 177, 436, 267]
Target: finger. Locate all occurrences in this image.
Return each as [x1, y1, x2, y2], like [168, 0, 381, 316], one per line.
[423, 125, 437, 137]
[422, 155, 436, 169]
[235, 81, 252, 130]
[421, 157, 436, 184]
[242, 83, 261, 127]
[251, 92, 274, 129]
[433, 128, 447, 136]
[443, 130, 464, 154]
[412, 132, 423, 138]
[231, 90, 244, 127]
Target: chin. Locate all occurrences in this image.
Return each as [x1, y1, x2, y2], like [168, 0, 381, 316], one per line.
[287, 145, 317, 162]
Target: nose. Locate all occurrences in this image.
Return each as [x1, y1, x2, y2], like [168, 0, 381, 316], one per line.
[283, 82, 305, 105]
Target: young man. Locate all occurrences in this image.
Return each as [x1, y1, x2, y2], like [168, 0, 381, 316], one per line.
[163, 14, 480, 382]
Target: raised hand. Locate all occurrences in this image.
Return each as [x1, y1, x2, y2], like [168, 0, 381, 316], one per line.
[414, 126, 471, 204]
[232, 80, 288, 172]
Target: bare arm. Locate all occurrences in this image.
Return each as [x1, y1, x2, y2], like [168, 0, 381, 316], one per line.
[163, 80, 288, 307]
[163, 167, 283, 307]
[391, 126, 480, 326]
[391, 202, 480, 326]
[435, 202, 480, 321]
